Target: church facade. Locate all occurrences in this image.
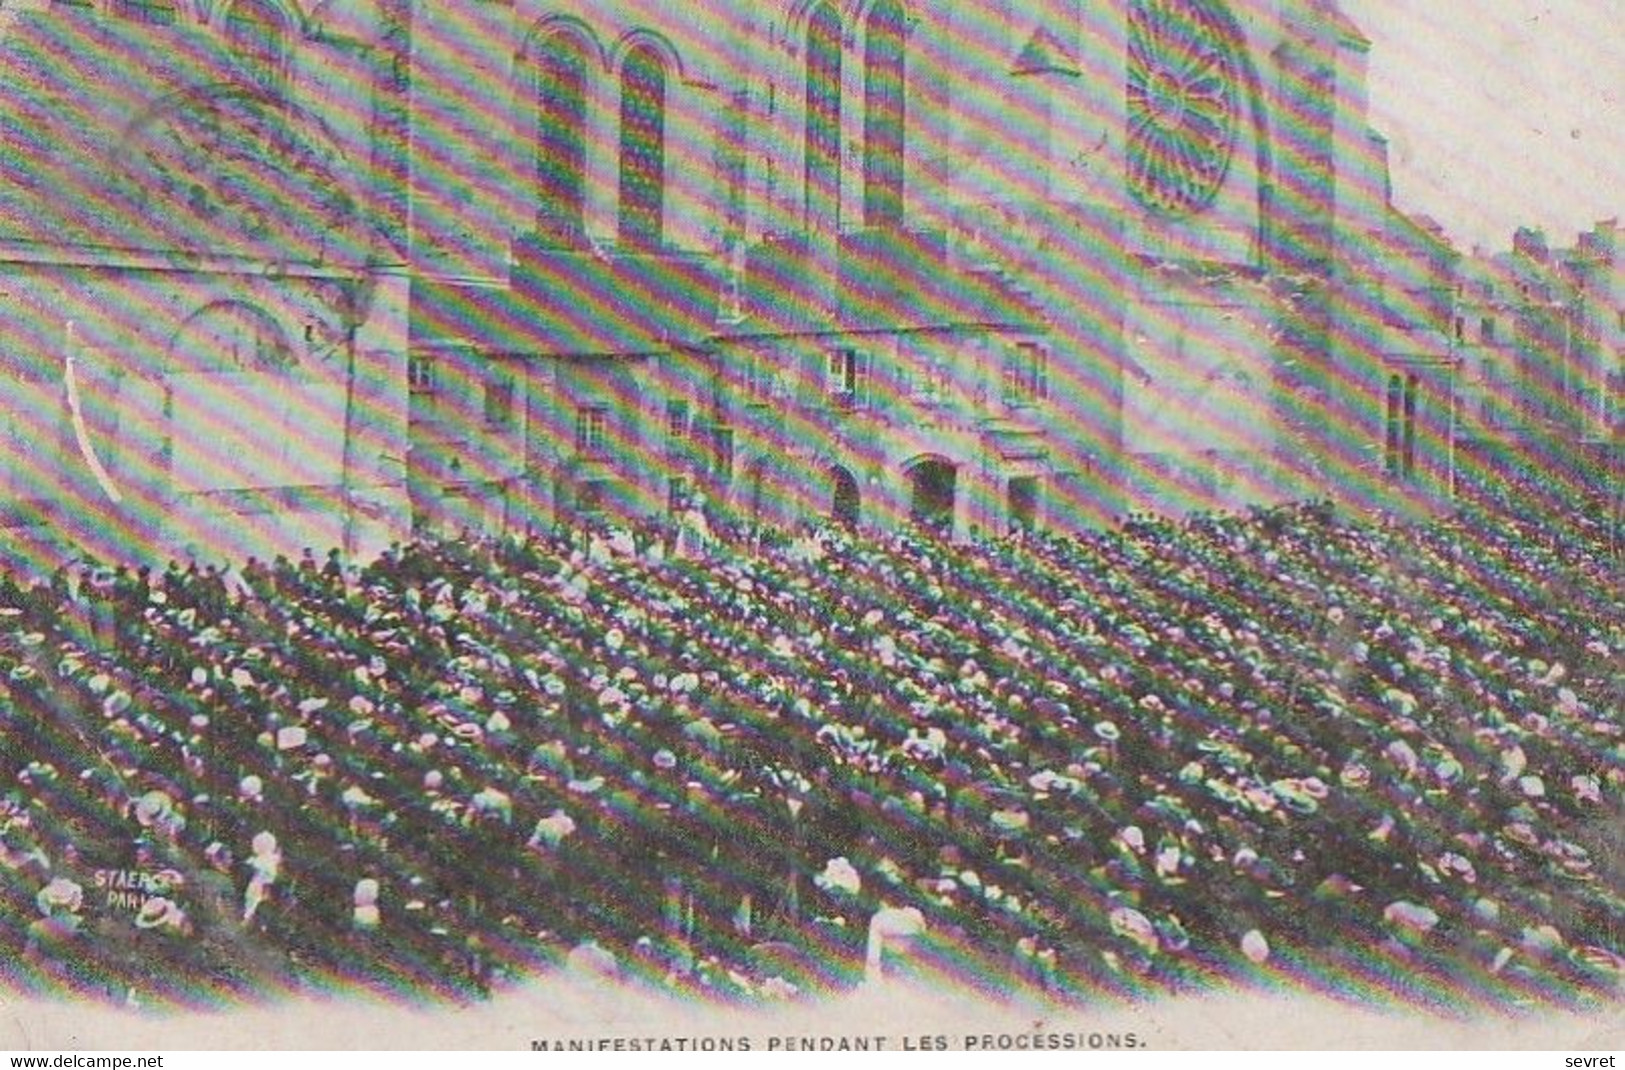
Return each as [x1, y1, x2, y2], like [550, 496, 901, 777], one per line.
[410, 0, 1461, 540]
[0, 0, 1462, 566]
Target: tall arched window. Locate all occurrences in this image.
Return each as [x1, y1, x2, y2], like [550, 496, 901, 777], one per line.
[618, 45, 667, 249]
[535, 32, 590, 247]
[226, 0, 290, 98]
[805, 4, 842, 228]
[863, 0, 906, 227]
[1385, 373, 1422, 480]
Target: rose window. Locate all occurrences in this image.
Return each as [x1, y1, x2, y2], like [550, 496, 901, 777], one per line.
[1126, 0, 1243, 218]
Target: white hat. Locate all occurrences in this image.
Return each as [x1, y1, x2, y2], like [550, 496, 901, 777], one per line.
[133, 790, 174, 828]
[1109, 907, 1158, 955]
[815, 857, 862, 896]
[36, 878, 84, 917]
[134, 897, 184, 931]
[530, 809, 577, 850]
[1383, 900, 1440, 939]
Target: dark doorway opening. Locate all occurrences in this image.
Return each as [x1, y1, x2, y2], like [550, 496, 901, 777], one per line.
[831, 465, 861, 528]
[908, 457, 956, 535]
[1008, 476, 1039, 532]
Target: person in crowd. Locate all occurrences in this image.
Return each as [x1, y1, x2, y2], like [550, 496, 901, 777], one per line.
[0, 458, 1617, 1007]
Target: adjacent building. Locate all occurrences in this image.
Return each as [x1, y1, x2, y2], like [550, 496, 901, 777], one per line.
[1456, 220, 1623, 468]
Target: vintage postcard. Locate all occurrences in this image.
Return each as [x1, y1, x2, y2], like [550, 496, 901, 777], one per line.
[0, 0, 1619, 1053]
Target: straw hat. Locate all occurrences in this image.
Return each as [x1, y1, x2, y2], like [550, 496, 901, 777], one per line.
[35, 878, 83, 917]
[134, 897, 184, 932]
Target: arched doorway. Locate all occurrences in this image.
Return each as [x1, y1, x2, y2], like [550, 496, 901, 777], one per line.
[830, 464, 861, 527]
[906, 456, 956, 535]
[166, 300, 310, 495]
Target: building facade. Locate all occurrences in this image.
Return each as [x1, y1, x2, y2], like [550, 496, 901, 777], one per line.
[1456, 220, 1623, 465]
[0, 0, 1471, 564]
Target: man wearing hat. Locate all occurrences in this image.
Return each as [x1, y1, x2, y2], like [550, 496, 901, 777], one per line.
[24, 877, 87, 988]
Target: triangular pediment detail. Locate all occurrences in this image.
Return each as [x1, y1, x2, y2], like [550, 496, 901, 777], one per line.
[1012, 26, 1079, 77]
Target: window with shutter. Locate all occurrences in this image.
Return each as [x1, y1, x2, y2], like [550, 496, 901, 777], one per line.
[666, 399, 690, 439]
[576, 406, 609, 454]
[484, 375, 516, 429]
[827, 348, 869, 410]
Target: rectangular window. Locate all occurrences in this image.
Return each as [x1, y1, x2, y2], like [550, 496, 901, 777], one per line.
[666, 399, 690, 439]
[408, 355, 437, 396]
[667, 475, 690, 514]
[484, 374, 516, 429]
[1480, 317, 1496, 343]
[577, 478, 609, 515]
[114, 0, 177, 24]
[912, 357, 947, 402]
[575, 405, 608, 454]
[1003, 343, 1049, 405]
[827, 348, 868, 409]
[711, 425, 735, 480]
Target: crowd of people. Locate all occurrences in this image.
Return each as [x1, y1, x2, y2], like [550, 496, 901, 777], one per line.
[0, 461, 1620, 1011]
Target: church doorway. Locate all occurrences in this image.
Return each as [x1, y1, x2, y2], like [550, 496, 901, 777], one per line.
[1008, 476, 1039, 532]
[830, 464, 861, 528]
[907, 456, 956, 535]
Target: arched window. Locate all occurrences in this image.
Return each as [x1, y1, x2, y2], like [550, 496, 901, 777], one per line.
[226, 0, 290, 98]
[618, 45, 667, 249]
[1385, 373, 1421, 480]
[863, 0, 906, 227]
[535, 32, 591, 247]
[805, 4, 842, 228]
[114, 0, 177, 25]
[173, 301, 296, 375]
